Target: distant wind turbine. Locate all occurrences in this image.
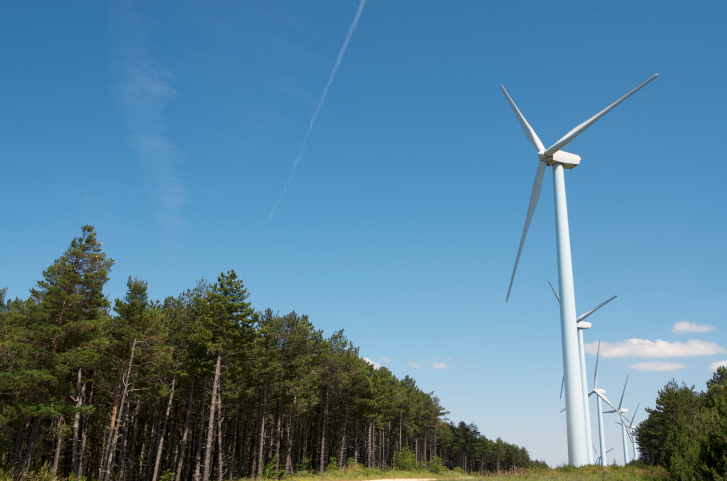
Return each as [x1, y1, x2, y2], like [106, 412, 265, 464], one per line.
[605, 376, 631, 464]
[592, 445, 613, 466]
[550, 280, 616, 464]
[502, 73, 658, 465]
[588, 342, 618, 466]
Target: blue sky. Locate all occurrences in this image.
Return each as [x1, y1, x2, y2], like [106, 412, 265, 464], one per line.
[2, 0, 726, 467]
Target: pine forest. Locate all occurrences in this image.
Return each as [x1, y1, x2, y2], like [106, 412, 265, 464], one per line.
[0, 226, 542, 480]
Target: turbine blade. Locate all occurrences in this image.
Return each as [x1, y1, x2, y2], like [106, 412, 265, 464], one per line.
[560, 375, 564, 399]
[599, 393, 617, 411]
[506, 161, 547, 301]
[501, 85, 545, 152]
[549, 280, 560, 302]
[618, 375, 629, 409]
[594, 341, 601, 389]
[576, 295, 617, 322]
[607, 448, 613, 454]
[560, 408, 566, 413]
[544, 74, 659, 157]
[630, 402, 640, 425]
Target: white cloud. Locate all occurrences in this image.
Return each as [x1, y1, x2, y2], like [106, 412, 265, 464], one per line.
[112, 4, 187, 226]
[585, 339, 726, 358]
[409, 361, 422, 369]
[673, 321, 715, 333]
[381, 356, 391, 362]
[629, 361, 687, 371]
[710, 360, 727, 372]
[430, 362, 447, 370]
[363, 357, 381, 369]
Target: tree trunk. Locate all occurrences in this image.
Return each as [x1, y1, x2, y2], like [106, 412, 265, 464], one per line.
[22, 392, 46, 475]
[152, 376, 176, 481]
[120, 401, 141, 481]
[285, 397, 295, 474]
[79, 384, 93, 480]
[175, 381, 195, 481]
[338, 405, 348, 469]
[52, 416, 64, 474]
[216, 400, 224, 481]
[71, 368, 86, 476]
[193, 377, 208, 481]
[144, 404, 162, 481]
[239, 416, 248, 478]
[11, 417, 26, 471]
[318, 388, 329, 473]
[118, 395, 137, 481]
[257, 383, 267, 476]
[398, 410, 402, 452]
[274, 394, 282, 471]
[203, 350, 222, 481]
[101, 339, 137, 481]
[229, 411, 238, 481]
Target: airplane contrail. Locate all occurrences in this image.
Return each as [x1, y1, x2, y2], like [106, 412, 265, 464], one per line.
[268, 0, 368, 221]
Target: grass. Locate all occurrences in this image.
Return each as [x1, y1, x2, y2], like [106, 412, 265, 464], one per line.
[0, 464, 669, 481]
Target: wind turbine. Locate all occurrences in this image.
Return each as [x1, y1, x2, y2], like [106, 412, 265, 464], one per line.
[624, 403, 640, 461]
[588, 342, 617, 466]
[605, 376, 631, 464]
[592, 446, 613, 467]
[549, 280, 616, 464]
[502, 73, 658, 465]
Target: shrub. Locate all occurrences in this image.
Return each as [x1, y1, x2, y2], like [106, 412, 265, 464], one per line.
[393, 447, 417, 471]
[427, 456, 445, 474]
[326, 457, 338, 472]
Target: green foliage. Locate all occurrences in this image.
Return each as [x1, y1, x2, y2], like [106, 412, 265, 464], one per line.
[158, 470, 174, 481]
[428, 456, 445, 473]
[295, 457, 312, 473]
[393, 447, 417, 471]
[345, 457, 356, 468]
[261, 454, 284, 479]
[325, 457, 338, 472]
[637, 366, 727, 480]
[452, 466, 464, 473]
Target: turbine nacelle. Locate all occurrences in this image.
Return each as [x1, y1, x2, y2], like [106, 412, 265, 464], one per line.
[577, 321, 592, 330]
[547, 151, 581, 169]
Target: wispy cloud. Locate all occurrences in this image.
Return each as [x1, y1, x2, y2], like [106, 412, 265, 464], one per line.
[430, 362, 448, 370]
[268, 0, 367, 221]
[586, 339, 726, 358]
[381, 356, 391, 362]
[363, 357, 382, 369]
[629, 361, 687, 371]
[409, 361, 422, 369]
[710, 360, 727, 372]
[112, 2, 186, 226]
[673, 321, 715, 334]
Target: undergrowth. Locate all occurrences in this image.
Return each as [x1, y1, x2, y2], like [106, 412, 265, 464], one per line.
[0, 463, 669, 481]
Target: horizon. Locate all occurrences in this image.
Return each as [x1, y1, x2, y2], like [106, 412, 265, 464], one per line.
[2, 1, 726, 467]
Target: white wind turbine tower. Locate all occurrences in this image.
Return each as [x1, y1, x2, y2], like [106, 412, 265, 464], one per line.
[589, 342, 618, 466]
[550, 281, 616, 464]
[618, 402, 640, 461]
[605, 376, 632, 464]
[502, 74, 658, 465]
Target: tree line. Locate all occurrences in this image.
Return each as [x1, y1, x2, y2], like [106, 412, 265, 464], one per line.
[1, 225, 541, 480]
[635, 366, 726, 480]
